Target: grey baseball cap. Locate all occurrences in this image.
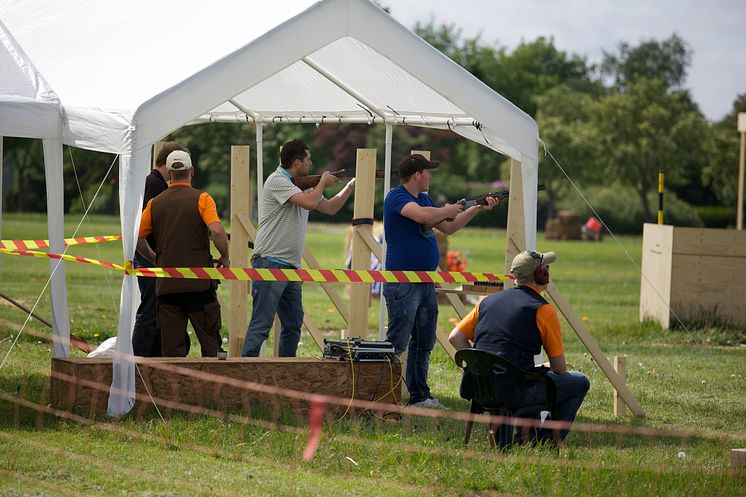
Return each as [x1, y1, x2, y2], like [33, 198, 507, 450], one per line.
[510, 250, 556, 279]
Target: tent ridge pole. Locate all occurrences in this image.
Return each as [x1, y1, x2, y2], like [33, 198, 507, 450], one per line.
[301, 56, 387, 121]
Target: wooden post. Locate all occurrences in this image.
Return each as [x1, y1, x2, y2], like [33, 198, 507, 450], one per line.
[504, 159, 525, 287]
[731, 448, 746, 475]
[347, 148, 377, 338]
[229, 145, 250, 356]
[152, 142, 165, 170]
[546, 281, 645, 417]
[613, 355, 627, 416]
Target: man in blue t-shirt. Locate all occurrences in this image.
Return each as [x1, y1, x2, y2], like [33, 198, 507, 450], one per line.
[383, 154, 498, 409]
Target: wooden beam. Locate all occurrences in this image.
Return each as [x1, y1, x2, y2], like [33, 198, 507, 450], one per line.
[731, 448, 746, 475]
[546, 282, 645, 417]
[613, 355, 628, 417]
[358, 229, 383, 261]
[228, 146, 250, 357]
[233, 212, 326, 354]
[301, 309, 325, 350]
[348, 149, 377, 338]
[435, 325, 457, 358]
[504, 158, 525, 285]
[302, 248, 350, 326]
[152, 142, 165, 170]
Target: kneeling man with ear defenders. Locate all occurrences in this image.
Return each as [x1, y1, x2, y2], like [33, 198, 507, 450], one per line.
[449, 250, 590, 442]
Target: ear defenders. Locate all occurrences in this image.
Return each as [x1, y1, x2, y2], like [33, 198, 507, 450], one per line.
[527, 250, 550, 285]
[534, 265, 550, 285]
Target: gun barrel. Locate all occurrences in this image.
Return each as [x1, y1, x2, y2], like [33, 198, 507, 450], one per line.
[291, 168, 397, 190]
[456, 184, 545, 207]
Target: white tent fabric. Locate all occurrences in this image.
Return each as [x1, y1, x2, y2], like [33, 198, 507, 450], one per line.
[1, 20, 70, 357]
[0, 0, 540, 417]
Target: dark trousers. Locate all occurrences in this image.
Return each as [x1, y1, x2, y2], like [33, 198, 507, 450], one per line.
[132, 254, 162, 357]
[158, 289, 222, 357]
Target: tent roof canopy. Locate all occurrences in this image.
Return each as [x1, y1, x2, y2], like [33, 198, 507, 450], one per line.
[1, 0, 542, 418]
[0, 19, 60, 138]
[1, 0, 538, 165]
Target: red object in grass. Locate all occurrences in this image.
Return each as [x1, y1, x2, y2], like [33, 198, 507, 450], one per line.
[447, 250, 468, 272]
[303, 396, 325, 461]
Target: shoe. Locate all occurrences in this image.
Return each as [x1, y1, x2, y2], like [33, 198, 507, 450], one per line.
[408, 396, 449, 410]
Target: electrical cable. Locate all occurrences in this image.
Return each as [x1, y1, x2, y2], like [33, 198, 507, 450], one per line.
[337, 338, 356, 420]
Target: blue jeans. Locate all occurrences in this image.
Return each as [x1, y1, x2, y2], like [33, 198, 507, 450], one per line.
[383, 282, 438, 404]
[546, 370, 590, 441]
[242, 257, 304, 357]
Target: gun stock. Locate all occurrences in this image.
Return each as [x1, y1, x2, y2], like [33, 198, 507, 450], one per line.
[290, 168, 394, 190]
[456, 184, 545, 208]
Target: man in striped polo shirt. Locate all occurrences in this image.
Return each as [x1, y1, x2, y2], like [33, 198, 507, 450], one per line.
[241, 139, 355, 357]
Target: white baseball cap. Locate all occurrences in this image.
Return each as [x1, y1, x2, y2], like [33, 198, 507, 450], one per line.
[166, 150, 192, 170]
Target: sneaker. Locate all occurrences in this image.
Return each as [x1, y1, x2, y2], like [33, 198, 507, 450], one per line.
[408, 396, 449, 410]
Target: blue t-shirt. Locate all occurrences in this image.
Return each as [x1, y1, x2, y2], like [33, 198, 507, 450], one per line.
[384, 185, 440, 271]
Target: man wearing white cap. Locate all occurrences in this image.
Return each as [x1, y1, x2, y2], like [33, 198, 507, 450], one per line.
[449, 250, 589, 442]
[138, 149, 230, 357]
[132, 142, 187, 357]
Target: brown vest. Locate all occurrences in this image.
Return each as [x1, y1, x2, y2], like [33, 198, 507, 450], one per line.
[151, 185, 214, 295]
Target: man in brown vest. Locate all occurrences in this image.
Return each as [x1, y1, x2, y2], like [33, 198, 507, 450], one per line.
[137, 150, 230, 357]
[132, 142, 187, 357]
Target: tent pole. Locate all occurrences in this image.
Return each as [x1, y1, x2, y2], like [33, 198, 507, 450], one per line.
[189, 115, 477, 127]
[42, 138, 71, 357]
[301, 57, 388, 121]
[378, 124, 393, 339]
[227, 98, 264, 219]
[256, 122, 264, 220]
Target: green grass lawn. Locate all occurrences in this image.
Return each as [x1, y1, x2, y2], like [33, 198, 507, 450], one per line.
[1, 213, 744, 496]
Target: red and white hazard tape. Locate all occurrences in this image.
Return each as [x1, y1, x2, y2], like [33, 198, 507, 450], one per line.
[1, 248, 512, 283]
[0, 235, 121, 250]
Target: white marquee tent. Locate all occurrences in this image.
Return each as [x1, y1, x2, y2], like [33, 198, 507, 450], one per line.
[0, 0, 540, 417]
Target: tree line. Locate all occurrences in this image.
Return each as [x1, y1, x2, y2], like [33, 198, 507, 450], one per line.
[2, 23, 744, 233]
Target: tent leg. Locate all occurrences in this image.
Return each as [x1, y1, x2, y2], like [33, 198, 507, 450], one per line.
[43, 138, 70, 358]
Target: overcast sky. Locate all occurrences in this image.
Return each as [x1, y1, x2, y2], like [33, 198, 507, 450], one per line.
[387, 0, 746, 122]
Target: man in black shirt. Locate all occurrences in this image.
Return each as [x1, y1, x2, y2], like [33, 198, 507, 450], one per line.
[131, 142, 188, 356]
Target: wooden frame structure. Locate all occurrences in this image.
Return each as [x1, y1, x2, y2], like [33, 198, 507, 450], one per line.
[223, 138, 644, 417]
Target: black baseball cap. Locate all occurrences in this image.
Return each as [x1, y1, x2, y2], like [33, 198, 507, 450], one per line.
[398, 154, 440, 177]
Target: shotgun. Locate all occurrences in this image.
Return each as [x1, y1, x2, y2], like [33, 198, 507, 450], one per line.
[456, 184, 546, 208]
[291, 169, 397, 190]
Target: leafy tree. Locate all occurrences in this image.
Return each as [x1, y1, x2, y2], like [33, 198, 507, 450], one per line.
[594, 78, 709, 222]
[490, 37, 601, 116]
[2, 137, 46, 212]
[601, 33, 691, 91]
[535, 86, 602, 219]
[64, 147, 119, 215]
[702, 93, 746, 207]
[414, 21, 599, 117]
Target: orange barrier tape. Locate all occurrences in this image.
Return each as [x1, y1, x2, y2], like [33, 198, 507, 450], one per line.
[0, 248, 513, 284]
[0, 235, 121, 250]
